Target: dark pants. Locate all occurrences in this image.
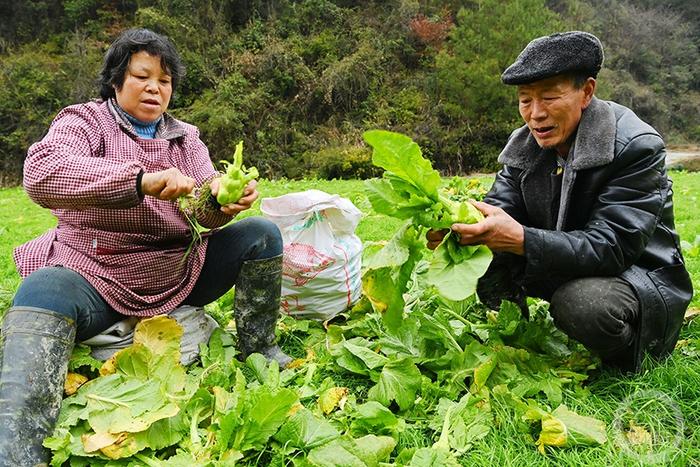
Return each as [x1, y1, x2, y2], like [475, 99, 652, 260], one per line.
[548, 276, 639, 367]
[478, 254, 639, 368]
[11, 217, 282, 341]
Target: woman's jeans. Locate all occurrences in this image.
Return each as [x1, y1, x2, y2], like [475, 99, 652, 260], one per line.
[12, 217, 282, 342]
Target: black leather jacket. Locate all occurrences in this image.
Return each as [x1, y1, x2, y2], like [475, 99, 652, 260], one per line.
[481, 97, 693, 370]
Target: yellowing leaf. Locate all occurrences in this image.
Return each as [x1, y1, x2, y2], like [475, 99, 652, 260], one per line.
[362, 270, 390, 313]
[362, 267, 405, 331]
[530, 405, 607, 454]
[288, 402, 304, 416]
[286, 358, 306, 369]
[684, 307, 700, 321]
[99, 433, 140, 459]
[536, 417, 567, 454]
[318, 387, 349, 415]
[82, 431, 126, 453]
[625, 420, 653, 447]
[472, 355, 497, 391]
[286, 348, 316, 369]
[64, 372, 88, 396]
[99, 348, 129, 376]
[305, 348, 317, 361]
[133, 315, 183, 362]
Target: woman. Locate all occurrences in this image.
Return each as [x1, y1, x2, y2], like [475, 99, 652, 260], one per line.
[0, 28, 290, 464]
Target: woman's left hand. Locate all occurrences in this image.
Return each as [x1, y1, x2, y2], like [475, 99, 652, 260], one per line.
[210, 178, 259, 216]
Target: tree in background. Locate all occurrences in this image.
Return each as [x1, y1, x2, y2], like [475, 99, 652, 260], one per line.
[429, 0, 563, 171]
[0, 0, 697, 185]
[549, 0, 700, 142]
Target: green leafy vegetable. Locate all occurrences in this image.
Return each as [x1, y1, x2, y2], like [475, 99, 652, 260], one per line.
[49, 169, 608, 465]
[306, 435, 396, 467]
[363, 129, 492, 303]
[45, 316, 193, 461]
[363, 130, 483, 228]
[430, 394, 490, 454]
[216, 140, 259, 205]
[361, 222, 423, 330]
[68, 344, 103, 373]
[350, 401, 405, 439]
[177, 140, 258, 260]
[406, 447, 461, 467]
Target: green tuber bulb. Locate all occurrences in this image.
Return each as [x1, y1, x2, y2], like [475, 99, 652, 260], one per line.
[424, 192, 484, 230]
[216, 141, 259, 205]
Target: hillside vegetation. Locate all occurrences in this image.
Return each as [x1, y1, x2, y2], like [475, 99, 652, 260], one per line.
[1, 0, 698, 185]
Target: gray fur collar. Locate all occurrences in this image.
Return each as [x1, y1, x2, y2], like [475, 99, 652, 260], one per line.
[498, 96, 616, 171]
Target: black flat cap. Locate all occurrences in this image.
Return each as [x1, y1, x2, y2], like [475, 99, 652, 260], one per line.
[501, 31, 604, 85]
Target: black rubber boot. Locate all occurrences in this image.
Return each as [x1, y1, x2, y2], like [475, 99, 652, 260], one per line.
[234, 254, 292, 368]
[0, 307, 76, 466]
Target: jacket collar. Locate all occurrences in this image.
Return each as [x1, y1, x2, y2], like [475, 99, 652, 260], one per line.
[107, 98, 187, 140]
[498, 96, 617, 171]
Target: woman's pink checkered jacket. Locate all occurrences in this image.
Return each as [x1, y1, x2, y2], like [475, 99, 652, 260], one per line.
[13, 99, 233, 316]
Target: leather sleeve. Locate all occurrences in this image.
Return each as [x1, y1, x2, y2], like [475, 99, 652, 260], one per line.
[483, 165, 528, 224]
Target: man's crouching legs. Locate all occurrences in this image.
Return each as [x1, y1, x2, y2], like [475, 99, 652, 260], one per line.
[549, 276, 639, 371]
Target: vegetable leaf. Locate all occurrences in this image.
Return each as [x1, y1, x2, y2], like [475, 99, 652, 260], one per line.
[274, 407, 340, 451]
[363, 130, 492, 303]
[524, 404, 608, 453]
[363, 130, 441, 200]
[426, 236, 492, 301]
[368, 357, 421, 411]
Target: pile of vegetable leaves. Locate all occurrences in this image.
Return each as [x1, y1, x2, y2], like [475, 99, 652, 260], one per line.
[47, 131, 608, 465]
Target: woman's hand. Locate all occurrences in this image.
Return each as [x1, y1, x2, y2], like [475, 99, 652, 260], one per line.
[210, 178, 259, 216]
[141, 168, 195, 200]
[451, 201, 525, 255]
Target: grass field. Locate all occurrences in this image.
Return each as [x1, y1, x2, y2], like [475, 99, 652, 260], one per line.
[1, 172, 699, 466]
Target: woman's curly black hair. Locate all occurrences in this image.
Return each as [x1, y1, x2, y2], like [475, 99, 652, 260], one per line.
[98, 28, 185, 100]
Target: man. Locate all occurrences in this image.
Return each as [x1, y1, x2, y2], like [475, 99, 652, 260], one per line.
[428, 31, 692, 372]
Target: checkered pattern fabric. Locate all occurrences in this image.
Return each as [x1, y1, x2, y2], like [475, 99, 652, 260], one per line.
[13, 100, 232, 316]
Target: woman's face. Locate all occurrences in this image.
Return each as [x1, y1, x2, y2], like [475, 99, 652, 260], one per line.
[114, 51, 172, 122]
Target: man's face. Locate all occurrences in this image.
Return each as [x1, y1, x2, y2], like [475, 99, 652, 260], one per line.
[517, 75, 595, 156]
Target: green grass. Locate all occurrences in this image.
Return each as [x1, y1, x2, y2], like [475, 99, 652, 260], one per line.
[669, 171, 700, 308]
[1, 172, 699, 466]
[0, 187, 56, 309]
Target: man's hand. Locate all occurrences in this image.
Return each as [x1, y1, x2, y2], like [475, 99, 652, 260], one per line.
[210, 178, 259, 216]
[426, 228, 450, 250]
[451, 201, 525, 255]
[141, 168, 195, 200]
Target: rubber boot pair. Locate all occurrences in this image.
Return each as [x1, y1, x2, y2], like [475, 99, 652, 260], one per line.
[0, 307, 75, 466]
[234, 254, 292, 368]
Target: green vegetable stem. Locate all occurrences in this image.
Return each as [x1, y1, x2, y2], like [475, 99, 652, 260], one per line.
[216, 141, 259, 206]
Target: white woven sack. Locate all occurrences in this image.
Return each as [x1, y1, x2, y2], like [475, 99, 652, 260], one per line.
[261, 189, 363, 321]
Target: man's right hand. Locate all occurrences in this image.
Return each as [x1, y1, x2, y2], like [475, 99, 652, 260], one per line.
[426, 229, 450, 250]
[141, 168, 195, 200]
